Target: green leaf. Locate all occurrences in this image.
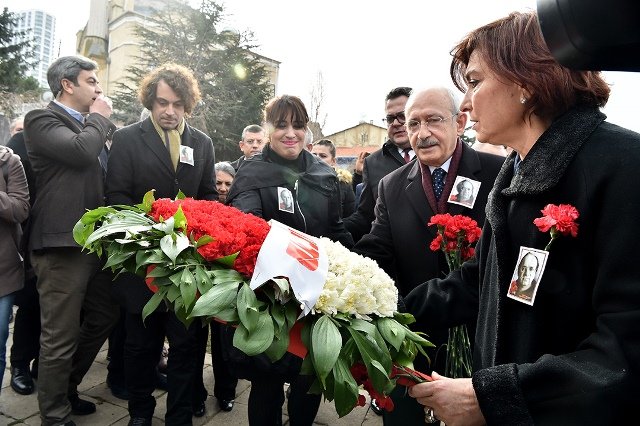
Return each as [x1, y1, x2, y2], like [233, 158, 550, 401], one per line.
[153, 217, 175, 234]
[284, 302, 298, 328]
[147, 265, 174, 278]
[142, 288, 166, 323]
[194, 265, 213, 295]
[232, 310, 274, 356]
[237, 283, 262, 333]
[160, 233, 190, 263]
[136, 189, 156, 213]
[215, 252, 239, 268]
[180, 268, 196, 312]
[84, 216, 154, 246]
[347, 326, 393, 393]
[73, 220, 95, 248]
[264, 326, 289, 362]
[376, 318, 406, 352]
[175, 190, 186, 200]
[190, 281, 239, 318]
[393, 311, 417, 325]
[81, 206, 118, 225]
[104, 250, 135, 270]
[212, 269, 246, 282]
[167, 285, 181, 302]
[311, 315, 342, 388]
[332, 356, 360, 417]
[213, 306, 240, 323]
[350, 318, 376, 334]
[270, 304, 286, 333]
[195, 235, 214, 248]
[299, 351, 315, 375]
[172, 205, 188, 231]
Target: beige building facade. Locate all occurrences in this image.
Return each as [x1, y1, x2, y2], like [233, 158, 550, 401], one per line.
[76, 0, 279, 97]
[324, 121, 387, 155]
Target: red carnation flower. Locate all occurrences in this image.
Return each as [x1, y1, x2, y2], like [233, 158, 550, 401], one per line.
[533, 203, 579, 251]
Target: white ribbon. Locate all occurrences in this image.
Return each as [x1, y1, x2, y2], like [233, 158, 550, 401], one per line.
[250, 220, 328, 317]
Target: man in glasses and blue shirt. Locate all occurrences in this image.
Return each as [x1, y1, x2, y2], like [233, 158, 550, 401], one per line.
[344, 86, 414, 243]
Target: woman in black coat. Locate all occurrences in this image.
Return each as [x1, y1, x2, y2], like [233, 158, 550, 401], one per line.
[225, 95, 353, 426]
[405, 11, 640, 425]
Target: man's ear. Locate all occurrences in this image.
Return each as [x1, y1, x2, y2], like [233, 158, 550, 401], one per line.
[61, 78, 75, 95]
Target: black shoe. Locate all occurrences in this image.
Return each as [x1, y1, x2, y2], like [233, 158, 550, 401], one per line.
[68, 392, 96, 415]
[128, 417, 152, 426]
[218, 398, 234, 412]
[193, 401, 206, 417]
[370, 399, 383, 416]
[106, 376, 130, 400]
[155, 371, 168, 391]
[10, 366, 35, 395]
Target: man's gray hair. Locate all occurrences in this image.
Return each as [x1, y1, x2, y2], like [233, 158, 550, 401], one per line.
[10, 116, 25, 132]
[215, 161, 236, 178]
[406, 87, 461, 115]
[47, 55, 98, 98]
[241, 124, 264, 139]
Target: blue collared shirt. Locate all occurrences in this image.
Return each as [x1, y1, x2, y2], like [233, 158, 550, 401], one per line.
[53, 100, 85, 124]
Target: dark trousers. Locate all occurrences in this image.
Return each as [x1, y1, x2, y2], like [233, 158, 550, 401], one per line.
[125, 310, 200, 425]
[248, 375, 321, 426]
[32, 248, 119, 426]
[107, 308, 126, 385]
[10, 276, 40, 370]
[194, 321, 238, 404]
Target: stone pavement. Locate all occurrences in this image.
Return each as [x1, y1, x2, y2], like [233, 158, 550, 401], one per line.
[0, 313, 383, 426]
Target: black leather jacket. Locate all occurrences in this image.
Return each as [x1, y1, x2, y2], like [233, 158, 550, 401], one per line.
[227, 144, 354, 248]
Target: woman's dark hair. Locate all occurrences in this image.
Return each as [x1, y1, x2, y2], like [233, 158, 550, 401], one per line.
[313, 139, 336, 159]
[450, 11, 610, 121]
[264, 95, 309, 127]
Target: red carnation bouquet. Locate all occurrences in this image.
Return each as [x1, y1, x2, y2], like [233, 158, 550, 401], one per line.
[150, 197, 270, 277]
[428, 213, 482, 378]
[73, 190, 434, 418]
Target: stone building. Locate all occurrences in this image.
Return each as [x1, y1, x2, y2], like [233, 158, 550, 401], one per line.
[322, 121, 387, 169]
[75, 0, 280, 97]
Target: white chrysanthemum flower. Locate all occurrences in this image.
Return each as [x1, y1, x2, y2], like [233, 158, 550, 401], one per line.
[313, 238, 398, 318]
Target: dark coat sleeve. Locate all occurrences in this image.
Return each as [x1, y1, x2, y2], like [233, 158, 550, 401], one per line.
[339, 180, 356, 217]
[344, 157, 376, 242]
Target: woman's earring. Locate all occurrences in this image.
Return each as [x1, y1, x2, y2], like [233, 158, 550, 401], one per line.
[520, 97, 527, 104]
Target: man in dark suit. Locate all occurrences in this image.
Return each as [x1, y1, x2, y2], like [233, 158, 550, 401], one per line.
[24, 55, 119, 426]
[344, 87, 413, 243]
[106, 63, 217, 426]
[230, 124, 265, 171]
[354, 87, 504, 425]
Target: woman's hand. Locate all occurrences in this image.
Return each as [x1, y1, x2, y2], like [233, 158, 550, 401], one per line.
[408, 371, 486, 426]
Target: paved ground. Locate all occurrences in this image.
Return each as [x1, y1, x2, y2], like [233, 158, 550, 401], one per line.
[0, 311, 383, 425]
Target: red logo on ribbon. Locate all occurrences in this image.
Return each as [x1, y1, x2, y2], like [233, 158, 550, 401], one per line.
[286, 229, 319, 271]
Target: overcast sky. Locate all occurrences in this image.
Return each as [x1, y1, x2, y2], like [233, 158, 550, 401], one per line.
[5, 0, 640, 136]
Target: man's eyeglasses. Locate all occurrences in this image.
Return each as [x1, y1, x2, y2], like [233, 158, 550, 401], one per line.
[406, 113, 458, 132]
[384, 112, 406, 126]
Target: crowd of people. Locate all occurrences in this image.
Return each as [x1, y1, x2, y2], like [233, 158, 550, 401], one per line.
[1, 9, 639, 426]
